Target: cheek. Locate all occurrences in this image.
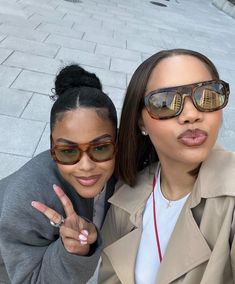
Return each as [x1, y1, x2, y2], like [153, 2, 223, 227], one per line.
[207, 111, 223, 132]
[57, 164, 73, 177]
[142, 110, 173, 138]
[101, 159, 115, 175]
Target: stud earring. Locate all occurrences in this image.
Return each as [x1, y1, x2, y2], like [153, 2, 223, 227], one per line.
[141, 130, 148, 136]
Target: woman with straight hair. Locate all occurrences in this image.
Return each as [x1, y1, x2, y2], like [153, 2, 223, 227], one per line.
[0, 64, 117, 284]
[99, 49, 235, 284]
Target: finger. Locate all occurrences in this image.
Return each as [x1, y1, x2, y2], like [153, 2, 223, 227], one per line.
[60, 226, 82, 242]
[60, 226, 91, 245]
[85, 223, 97, 245]
[53, 184, 75, 217]
[62, 238, 89, 254]
[31, 201, 63, 225]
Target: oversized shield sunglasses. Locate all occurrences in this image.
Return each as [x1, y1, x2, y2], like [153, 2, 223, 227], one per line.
[144, 80, 230, 119]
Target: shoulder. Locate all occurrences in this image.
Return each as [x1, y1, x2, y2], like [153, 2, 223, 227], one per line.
[0, 150, 62, 210]
[193, 146, 235, 201]
[1, 150, 54, 180]
[108, 164, 158, 215]
[204, 145, 235, 167]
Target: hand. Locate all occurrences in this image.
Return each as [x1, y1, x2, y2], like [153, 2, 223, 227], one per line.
[32, 185, 97, 256]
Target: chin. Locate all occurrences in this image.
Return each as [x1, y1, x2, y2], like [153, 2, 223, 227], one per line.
[74, 186, 100, 199]
[181, 149, 211, 166]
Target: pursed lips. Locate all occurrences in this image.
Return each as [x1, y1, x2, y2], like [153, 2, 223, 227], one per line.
[177, 129, 208, 147]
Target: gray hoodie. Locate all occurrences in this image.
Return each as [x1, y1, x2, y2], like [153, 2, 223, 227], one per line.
[0, 151, 114, 284]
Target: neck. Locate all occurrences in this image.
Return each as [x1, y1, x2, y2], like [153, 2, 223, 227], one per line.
[159, 162, 199, 201]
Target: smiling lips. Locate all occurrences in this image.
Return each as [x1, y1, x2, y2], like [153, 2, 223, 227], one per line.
[75, 175, 101, 187]
[177, 129, 208, 146]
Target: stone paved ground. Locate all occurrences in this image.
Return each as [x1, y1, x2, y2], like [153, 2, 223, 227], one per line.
[0, 0, 235, 180]
[0, 0, 234, 282]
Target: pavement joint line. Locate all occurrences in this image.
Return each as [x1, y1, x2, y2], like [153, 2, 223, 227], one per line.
[0, 0, 234, 198]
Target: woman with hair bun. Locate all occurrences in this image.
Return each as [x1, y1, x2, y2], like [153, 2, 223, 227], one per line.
[0, 64, 117, 284]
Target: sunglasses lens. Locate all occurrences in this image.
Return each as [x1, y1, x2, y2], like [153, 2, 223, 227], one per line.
[89, 143, 115, 162]
[194, 82, 227, 111]
[148, 91, 182, 118]
[55, 147, 80, 164]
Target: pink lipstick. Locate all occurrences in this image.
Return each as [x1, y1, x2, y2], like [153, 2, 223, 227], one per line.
[75, 175, 101, 187]
[177, 129, 208, 147]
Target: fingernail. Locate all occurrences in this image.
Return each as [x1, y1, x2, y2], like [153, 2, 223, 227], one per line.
[53, 185, 61, 195]
[78, 234, 87, 241]
[81, 230, 88, 236]
[80, 241, 88, 245]
[31, 201, 36, 206]
[53, 184, 58, 190]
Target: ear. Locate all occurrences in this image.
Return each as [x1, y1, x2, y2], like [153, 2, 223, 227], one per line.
[138, 118, 148, 136]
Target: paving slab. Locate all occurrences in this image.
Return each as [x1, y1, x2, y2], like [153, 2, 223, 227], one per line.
[45, 34, 96, 53]
[81, 65, 127, 89]
[56, 47, 111, 69]
[0, 36, 59, 58]
[103, 85, 125, 119]
[0, 115, 45, 156]
[82, 32, 126, 48]
[0, 1, 25, 18]
[11, 70, 55, 95]
[36, 22, 84, 39]
[34, 123, 50, 156]
[21, 93, 54, 122]
[3, 51, 62, 75]
[0, 87, 32, 117]
[95, 44, 141, 61]
[0, 24, 49, 42]
[0, 153, 30, 179]
[0, 65, 21, 87]
[110, 57, 141, 74]
[0, 47, 13, 63]
[0, 14, 40, 29]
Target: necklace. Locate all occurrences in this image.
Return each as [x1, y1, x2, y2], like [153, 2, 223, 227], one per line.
[166, 200, 172, 208]
[161, 182, 173, 209]
[152, 175, 163, 263]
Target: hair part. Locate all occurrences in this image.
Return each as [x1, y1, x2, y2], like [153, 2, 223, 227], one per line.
[50, 64, 117, 136]
[117, 48, 220, 186]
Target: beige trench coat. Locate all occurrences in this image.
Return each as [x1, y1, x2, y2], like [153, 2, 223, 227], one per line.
[99, 147, 235, 284]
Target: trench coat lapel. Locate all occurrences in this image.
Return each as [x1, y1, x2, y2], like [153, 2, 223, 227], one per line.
[156, 184, 211, 283]
[156, 147, 235, 283]
[104, 227, 142, 284]
[104, 166, 156, 284]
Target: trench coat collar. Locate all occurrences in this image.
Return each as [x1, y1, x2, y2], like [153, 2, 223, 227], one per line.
[108, 163, 157, 227]
[157, 147, 235, 283]
[104, 165, 157, 284]
[107, 146, 235, 283]
[109, 146, 235, 224]
[189, 146, 235, 208]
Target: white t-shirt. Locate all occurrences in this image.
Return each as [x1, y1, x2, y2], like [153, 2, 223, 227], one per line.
[135, 171, 189, 284]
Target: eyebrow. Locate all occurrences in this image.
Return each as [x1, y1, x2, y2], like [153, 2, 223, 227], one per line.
[56, 134, 113, 145]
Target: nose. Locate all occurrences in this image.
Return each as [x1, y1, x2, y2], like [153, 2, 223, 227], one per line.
[177, 97, 203, 124]
[76, 152, 96, 171]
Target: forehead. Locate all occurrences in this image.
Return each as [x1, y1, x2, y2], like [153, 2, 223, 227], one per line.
[146, 55, 213, 93]
[52, 108, 115, 143]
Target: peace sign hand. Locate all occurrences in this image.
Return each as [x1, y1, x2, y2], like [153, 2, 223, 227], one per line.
[32, 185, 97, 256]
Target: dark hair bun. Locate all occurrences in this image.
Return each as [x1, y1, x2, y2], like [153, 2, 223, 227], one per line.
[54, 64, 102, 97]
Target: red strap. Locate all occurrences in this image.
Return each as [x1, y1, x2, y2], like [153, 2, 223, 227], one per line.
[152, 175, 163, 262]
